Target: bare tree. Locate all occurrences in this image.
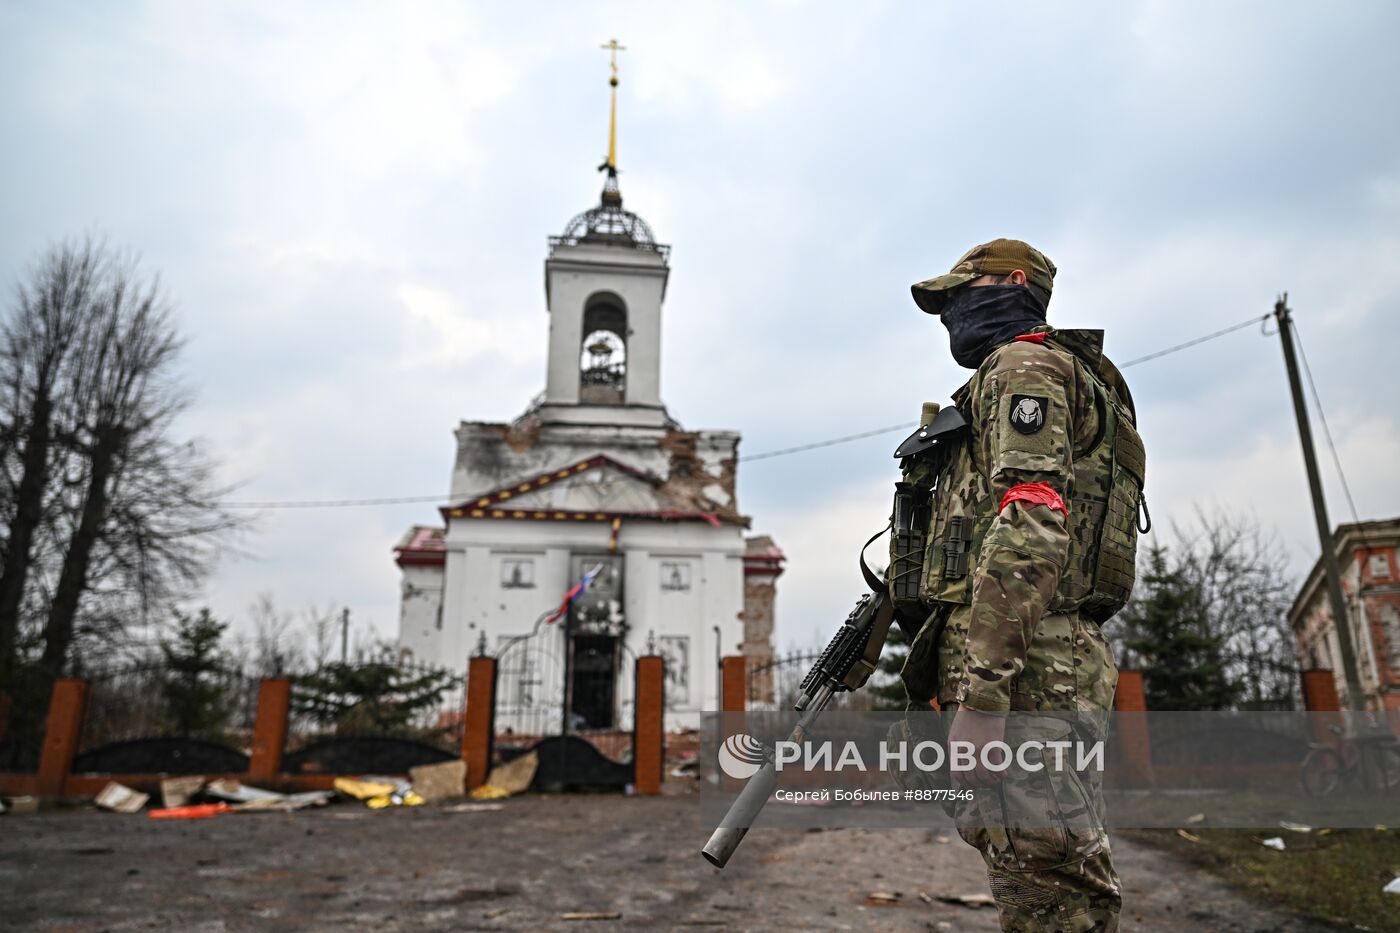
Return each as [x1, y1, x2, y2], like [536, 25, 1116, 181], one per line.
[0, 239, 243, 704]
[302, 602, 339, 671]
[1107, 508, 1299, 709]
[0, 241, 102, 683]
[248, 592, 301, 678]
[1173, 510, 1298, 708]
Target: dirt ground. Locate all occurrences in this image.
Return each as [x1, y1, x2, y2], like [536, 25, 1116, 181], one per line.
[1, 793, 1347, 932]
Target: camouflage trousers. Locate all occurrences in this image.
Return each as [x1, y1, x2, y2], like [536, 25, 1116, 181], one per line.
[953, 720, 1121, 932]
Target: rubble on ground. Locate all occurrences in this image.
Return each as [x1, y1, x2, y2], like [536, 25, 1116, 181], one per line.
[95, 782, 148, 813]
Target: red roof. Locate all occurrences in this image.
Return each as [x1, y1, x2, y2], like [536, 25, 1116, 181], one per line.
[394, 525, 445, 568]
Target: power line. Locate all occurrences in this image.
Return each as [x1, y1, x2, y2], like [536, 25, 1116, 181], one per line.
[1290, 318, 1363, 527]
[223, 313, 1270, 509]
[225, 493, 449, 509]
[1117, 313, 1270, 368]
[738, 424, 910, 462]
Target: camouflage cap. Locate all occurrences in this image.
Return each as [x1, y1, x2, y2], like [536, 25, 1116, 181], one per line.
[911, 238, 1057, 315]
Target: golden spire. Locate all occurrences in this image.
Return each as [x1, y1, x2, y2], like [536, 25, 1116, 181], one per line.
[600, 38, 625, 176]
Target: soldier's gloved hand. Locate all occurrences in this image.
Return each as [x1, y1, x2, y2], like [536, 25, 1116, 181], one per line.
[948, 707, 1007, 788]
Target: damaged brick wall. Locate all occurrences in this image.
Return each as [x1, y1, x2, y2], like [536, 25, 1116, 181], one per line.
[657, 430, 742, 521]
[740, 578, 777, 706]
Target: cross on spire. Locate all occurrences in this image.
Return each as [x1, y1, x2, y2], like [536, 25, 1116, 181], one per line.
[599, 38, 625, 177]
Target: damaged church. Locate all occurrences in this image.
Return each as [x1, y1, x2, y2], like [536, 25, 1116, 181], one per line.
[393, 54, 781, 729]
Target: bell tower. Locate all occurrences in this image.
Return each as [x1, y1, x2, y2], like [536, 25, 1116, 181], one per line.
[538, 39, 672, 430]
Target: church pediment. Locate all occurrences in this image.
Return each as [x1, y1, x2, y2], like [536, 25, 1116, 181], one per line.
[444, 455, 662, 516]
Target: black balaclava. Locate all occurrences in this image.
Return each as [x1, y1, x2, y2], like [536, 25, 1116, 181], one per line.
[939, 284, 1046, 369]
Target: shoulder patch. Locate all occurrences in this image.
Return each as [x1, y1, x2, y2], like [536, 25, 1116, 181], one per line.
[1008, 394, 1048, 435]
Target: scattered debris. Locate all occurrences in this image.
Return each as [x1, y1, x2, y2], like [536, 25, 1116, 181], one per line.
[205, 779, 285, 804]
[933, 923, 953, 932]
[443, 802, 505, 813]
[160, 776, 205, 809]
[334, 776, 423, 808]
[1259, 836, 1286, 851]
[669, 752, 698, 779]
[367, 789, 424, 809]
[4, 795, 38, 815]
[1185, 812, 1206, 824]
[1278, 820, 1312, 833]
[234, 791, 333, 813]
[201, 779, 332, 812]
[471, 752, 538, 799]
[1176, 829, 1201, 843]
[470, 785, 510, 801]
[918, 892, 934, 904]
[865, 891, 901, 906]
[333, 776, 397, 800]
[149, 803, 231, 821]
[560, 911, 622, 921]
[1383, 877, 1400, 895]
[934, 893, 996, 909]
[96, 782, 149, 813]
[483, 907, 511, 919]
[933, 833, 951, 844]
[410, 759, 467, 803]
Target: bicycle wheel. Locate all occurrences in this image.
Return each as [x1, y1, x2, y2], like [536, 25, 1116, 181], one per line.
[1300, 746, 1342, 797]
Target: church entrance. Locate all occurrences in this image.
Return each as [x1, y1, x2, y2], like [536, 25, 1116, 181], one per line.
[568, 634, 618, 729]
[563, 554, 625, 732]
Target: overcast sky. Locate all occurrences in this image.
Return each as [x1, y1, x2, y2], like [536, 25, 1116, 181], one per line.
[3, 1, 1398, 653]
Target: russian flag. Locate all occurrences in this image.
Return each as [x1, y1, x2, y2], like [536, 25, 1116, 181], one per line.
[544, 563, 605, 624]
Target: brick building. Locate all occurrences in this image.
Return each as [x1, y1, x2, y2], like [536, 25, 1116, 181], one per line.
[1289, 518, 1400, 712]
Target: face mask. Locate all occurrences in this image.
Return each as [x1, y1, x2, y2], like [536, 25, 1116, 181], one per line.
[939, 284, 1046, 369]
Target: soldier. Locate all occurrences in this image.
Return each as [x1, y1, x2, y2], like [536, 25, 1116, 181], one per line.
[897, 239, 1147, 931]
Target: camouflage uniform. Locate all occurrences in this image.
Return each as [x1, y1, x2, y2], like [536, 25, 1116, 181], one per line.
[899, 241, 1144, 932]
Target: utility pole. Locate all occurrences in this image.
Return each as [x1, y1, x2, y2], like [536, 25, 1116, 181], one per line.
[1274, 295, 1364, 710]
[340, 607, 350, 665]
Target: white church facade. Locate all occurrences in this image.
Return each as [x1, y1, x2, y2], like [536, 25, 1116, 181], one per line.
[393, 59, 781, 729]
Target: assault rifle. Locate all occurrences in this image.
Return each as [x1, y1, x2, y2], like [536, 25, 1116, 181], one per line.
[702, 404, 964, 869]
[700, 587, 895, 869]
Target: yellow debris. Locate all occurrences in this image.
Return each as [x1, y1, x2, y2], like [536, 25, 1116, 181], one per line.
[333, 777, 397, 800]
[470, 785, 510, 800]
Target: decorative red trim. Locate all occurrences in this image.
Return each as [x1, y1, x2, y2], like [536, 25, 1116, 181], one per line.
[443, 507, 730, 527]
[1014, 333, 1048, 344]
[999, 482, 1067, 516]
[396, 550, 447, 568]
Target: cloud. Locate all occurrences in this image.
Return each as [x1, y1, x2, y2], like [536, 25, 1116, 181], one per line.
[2, 1, 1398, 652]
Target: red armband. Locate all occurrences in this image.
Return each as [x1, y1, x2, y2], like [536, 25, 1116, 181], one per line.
[999, 482, 1067, 516]
[1014, 333, 1048, 344]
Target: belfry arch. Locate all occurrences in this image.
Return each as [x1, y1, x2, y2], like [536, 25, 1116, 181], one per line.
[579, 292, 628, 405]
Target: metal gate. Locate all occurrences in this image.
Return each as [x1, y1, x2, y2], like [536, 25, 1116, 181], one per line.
[492, 554, 635, 789]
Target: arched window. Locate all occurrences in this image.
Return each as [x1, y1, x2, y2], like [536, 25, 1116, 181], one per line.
[580, 293, 627, 404]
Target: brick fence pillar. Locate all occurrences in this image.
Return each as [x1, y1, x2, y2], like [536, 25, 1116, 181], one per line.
[1113, 670, 1154, 787]
[462, 656, 497, 791]
[37, 679, 88, 798]
[721, 655, 746, 713]
[1301, 669, 1341, 712]
[248, 678, 291, 782]
[633, 655, 665, 796]
[1300, 669, 1345, 747]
